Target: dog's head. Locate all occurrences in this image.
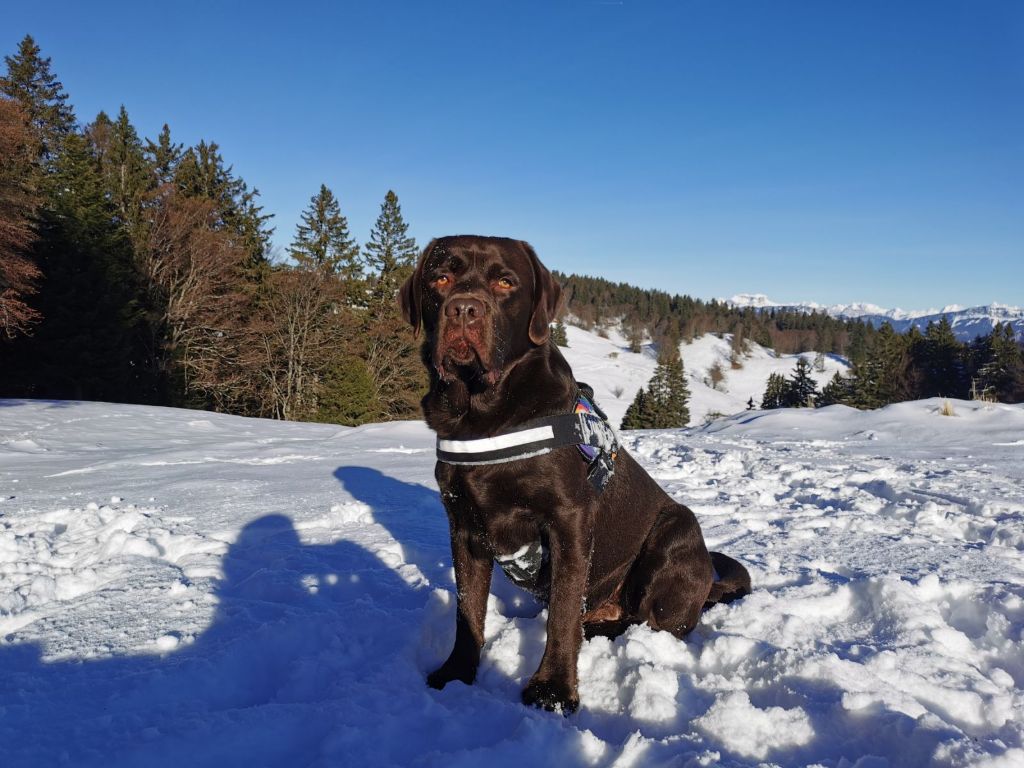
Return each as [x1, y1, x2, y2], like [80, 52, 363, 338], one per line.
[399, 235, 562, 386]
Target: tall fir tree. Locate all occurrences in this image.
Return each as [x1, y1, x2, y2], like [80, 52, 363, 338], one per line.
[787, 357, 819, 407]
[817, 371, 853, 407]
[622, 342, 690, 428]
[0, 35, 75, 172]
[175, 140, 273, 266]
[4, 133, 148, 401]
[920, 317, 967, 399]
[849, 355, 884, 410]
[970, 323, 1024, 402]
[88, 106, 151, 235]
[363, 190, 417, 310]
[621, 387, 651, 430]
[761, 372, 790, 409]
[289, 184, 360, 279]
[145, 124, 183, 187]
[551, 320, 569, 347]
[874, 322, 913, 404]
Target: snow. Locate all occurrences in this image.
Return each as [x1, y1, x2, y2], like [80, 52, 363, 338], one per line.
[2, 372, 1023, 766]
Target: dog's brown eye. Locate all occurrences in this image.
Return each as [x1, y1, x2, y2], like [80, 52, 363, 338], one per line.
[496, 277, 514, 289]
[434, 275, 450, 287]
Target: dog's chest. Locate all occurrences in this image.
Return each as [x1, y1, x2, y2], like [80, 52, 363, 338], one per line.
[439, 464, 550, 595]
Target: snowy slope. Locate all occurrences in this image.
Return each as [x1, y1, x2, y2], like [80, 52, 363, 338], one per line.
[2, 398, 1022, 767]
[727, 294, 1024, 342]
[560, 325, 848, 428]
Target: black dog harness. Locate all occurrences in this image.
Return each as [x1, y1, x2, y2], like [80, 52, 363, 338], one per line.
[435, 383, 620, 492]
[435, 384, 619, 593]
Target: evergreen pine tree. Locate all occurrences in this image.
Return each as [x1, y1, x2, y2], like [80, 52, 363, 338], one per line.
[0, 35, 75, 170]
[660, 348, 691, 427]
[88, 106, 150, 234]
[621, 387, 650, 430]
[353, 190, 424, 420]
[289, 184, 360, 279]
[920, 317, 967, 398]
[634, 343, 690, 428]
[788, 357, 819, 407]
[817, 371, 853, 407]
[6, 133, 147, 400]
[761, 372, 790, 409]
[363, 190, 417, 309]
[753, 324, 773, 350]
[175, 140, 273, 266]
[551, 320, 569, 347]
[874, 322, 913, 405]
[971, 323, 1024, 403]
[849, 355, 883, 410]
[316, 354, 378, 426]
[145, 124, 183, 186]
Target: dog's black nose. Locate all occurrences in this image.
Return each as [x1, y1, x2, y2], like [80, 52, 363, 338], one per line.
[445, 296, 486, 323]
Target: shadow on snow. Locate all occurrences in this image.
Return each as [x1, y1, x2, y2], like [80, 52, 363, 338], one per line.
[0, 466, 595, 768]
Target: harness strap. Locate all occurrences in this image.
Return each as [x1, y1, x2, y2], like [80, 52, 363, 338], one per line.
[436, 411, 615, 465]
[435, 383, 620, 492]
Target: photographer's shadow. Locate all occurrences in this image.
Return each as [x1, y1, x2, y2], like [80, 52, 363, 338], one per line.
[333, 465, 543, 617]
[0, 511, 429, 768]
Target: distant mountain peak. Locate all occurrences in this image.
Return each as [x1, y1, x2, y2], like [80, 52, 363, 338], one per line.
[723, 295, 1024, 341]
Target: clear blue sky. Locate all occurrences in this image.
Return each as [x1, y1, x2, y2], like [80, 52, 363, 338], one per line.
[4, 1, 1022, 309]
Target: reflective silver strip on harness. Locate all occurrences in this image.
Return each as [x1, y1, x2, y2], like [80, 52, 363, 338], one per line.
[435, 405, 620, 492]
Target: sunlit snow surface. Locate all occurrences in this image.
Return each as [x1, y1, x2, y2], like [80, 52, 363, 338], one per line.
[2, 392, 1023, 767]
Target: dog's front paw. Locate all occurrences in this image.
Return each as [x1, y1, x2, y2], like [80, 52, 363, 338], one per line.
[522, 677, 579, 714]
[427, 661, 476, 690]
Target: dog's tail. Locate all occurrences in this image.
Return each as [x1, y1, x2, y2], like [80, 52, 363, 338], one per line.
[705, 551, 752, 607]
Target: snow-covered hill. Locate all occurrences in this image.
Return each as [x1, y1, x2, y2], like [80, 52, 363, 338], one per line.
[727, 294, 1024, 342]
[560, 325, 847, 427]
[2, 398, 1022, 767]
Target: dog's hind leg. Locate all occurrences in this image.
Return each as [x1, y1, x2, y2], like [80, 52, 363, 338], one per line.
[623, 504, 714, 639]
[705, 551, 752, 609]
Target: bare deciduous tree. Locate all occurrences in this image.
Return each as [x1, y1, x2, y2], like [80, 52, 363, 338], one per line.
[0, 98, 41, 338]
[141, 189, 251, 405]
[246, 267, 351, 421]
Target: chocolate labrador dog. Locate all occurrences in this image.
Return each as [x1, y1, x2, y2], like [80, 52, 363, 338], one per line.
[400, 235, 750, 713]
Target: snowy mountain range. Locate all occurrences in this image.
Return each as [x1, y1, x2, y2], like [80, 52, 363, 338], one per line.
[725, 293, 1024, 341]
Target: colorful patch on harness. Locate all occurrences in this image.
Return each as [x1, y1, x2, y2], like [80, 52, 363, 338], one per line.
[574, 395, 600, 461]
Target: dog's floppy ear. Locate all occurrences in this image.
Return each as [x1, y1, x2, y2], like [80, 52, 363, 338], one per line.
[399, 239, 436, 338]
[520, 240, 563, 346]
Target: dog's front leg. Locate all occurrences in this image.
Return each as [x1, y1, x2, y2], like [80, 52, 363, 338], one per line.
[522, 512, 594, 713]
[427, 520, 493, 690]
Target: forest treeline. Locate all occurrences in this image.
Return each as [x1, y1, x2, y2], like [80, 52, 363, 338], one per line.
[2, 36, 1021, 427]
[0, 35, 423, 425]
[558, 272, 858, 356]
[765, 319, 1024, 410]
[559, 274, 1024, 408]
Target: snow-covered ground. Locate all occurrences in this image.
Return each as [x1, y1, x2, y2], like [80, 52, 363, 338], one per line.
[2, 394, 1022, 767]
[560, 325, 847, 427]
